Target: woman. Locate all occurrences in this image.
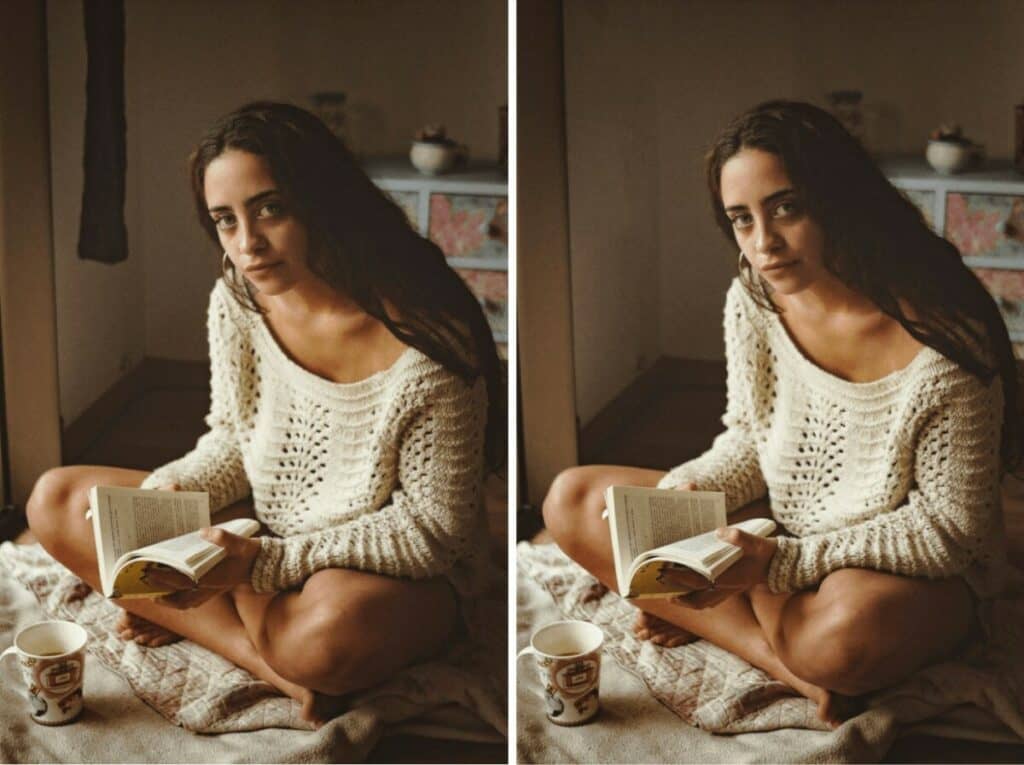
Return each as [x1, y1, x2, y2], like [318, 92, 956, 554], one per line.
[26, 102, 504, 725]
[543, 100, 1020, 726]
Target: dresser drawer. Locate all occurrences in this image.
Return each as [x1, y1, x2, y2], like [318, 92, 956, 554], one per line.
[945, 193, 1024, 259]
[456, 268, 507, 340]
[429, 194, 507, 261]
[973, 267, 1024, 339]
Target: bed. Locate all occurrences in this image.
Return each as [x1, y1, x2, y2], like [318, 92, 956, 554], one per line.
[517, 538, 1024, 763]
[0, 534, 506, 763]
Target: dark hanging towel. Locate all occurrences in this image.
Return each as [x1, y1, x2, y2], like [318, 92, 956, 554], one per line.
[78, 0, 128, 263]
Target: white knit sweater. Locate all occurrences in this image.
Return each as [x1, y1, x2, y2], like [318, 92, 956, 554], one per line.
[141, 279, 491, 596]
[658, 279, 1007, 597]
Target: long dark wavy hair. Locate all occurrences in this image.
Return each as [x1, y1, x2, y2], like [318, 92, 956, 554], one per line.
[189, 102, 505, 470]
[706, 100, 1022, 475]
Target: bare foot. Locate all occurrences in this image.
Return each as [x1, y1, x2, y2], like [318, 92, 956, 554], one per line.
[116, 611, 183, 647]
[633, 611, 698, 648]
[261, 671, 344, 728]
[766, 660, 857, 728]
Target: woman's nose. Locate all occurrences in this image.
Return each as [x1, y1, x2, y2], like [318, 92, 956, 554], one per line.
[237, 219, 266, 254]
[754, 220, 782, 254]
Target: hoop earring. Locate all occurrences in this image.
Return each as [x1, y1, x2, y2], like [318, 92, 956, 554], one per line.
[737, 250, 748, 273]
[222, 252, 233, 277]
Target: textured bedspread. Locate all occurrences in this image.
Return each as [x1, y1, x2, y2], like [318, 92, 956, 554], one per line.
[0, 542, 505, 763]
[517, 541, 1024, 763]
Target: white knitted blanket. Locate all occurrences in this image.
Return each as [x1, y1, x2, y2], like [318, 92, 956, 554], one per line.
[0, 542, 506, 738]
[518, 541, 1024, 748]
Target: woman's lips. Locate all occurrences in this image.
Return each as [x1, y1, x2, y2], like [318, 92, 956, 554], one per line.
[245, 262, 282, 275]
[762, 260, 797, 272]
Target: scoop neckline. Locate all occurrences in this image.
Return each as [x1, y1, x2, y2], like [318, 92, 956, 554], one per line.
[219, 279, 421, 396]
[766, 305, 938, 394]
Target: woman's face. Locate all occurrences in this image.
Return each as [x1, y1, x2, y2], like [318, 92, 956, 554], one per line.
[719, 148, 829, 296]
[203, 149, 314, 296]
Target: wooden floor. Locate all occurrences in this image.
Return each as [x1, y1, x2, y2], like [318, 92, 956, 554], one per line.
[32, 386, 507, 764]
[567, 371, 1024, 763]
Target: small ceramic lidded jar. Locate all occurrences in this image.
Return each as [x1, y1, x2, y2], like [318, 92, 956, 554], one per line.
[409, 124, 462, 175]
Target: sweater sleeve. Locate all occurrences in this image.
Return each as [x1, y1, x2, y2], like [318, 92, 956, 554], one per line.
[657, 281, 767, 513]
[767, 372, 1004, 593]
[249, 374, 488, 593]
[140, 283, 251, 512]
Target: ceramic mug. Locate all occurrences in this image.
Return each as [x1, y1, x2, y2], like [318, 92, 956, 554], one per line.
[1, 620, 88, 725]
[517, 619, 603, 726]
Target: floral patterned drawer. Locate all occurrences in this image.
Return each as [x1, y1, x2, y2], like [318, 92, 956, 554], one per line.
[386, 190, 419, 229]
[973, 267, 1024, 337]
[429, 194, 507, 261]
[946, 193, 1024, 259]
[457, 268, 507, 338]
[899, 188, 936, 230]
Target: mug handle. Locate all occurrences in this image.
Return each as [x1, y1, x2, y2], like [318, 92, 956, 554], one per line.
[0, 645, 18, 666]
[516, 645, 536, 660]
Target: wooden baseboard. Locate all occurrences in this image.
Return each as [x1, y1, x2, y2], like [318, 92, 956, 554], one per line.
[62, 357, 209, 465]
[579, 355, 725, 464]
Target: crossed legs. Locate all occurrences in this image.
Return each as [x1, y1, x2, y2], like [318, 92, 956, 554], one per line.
[541, 465, 975, 725]
[25, 465, 458, 725]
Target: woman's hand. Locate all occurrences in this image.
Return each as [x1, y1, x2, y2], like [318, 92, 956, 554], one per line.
[660, 527, 778, 610]
[147, 528, 261, 610]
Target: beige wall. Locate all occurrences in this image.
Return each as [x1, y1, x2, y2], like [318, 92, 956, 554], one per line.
[47, 0, 506, 424]
[47, 0, 147, 429]
[518, 0, 578, 505]
[564, 0, 1024, 422]
[563, 1, 663, 424]
[1, 1, 62, 503]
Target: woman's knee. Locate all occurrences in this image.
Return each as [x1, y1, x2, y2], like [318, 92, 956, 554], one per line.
[779, 569, 917, 695]
[264, 572, 453, 695]
[25, 467, 80, 545]
[541, 467, 597, 551]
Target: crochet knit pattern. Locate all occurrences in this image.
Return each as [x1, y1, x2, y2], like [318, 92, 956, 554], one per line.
[142, 279, 490, 596]
[659, 279, 1006, 597]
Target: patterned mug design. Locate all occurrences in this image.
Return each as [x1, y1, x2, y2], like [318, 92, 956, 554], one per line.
[1, 621, 88, 725]
[518, 620, 604, 726]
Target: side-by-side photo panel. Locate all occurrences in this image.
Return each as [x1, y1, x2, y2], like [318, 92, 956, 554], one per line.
[0, 2, 508, 762]
[516, 1, 1024, 763]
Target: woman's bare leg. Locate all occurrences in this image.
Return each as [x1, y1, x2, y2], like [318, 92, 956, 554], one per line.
[747, 569, 973, 696]
[543, 465, 842, 723]
[24, 466, 325, 719]
[542, 465, 974, 722]
[26, 465, 458, 724]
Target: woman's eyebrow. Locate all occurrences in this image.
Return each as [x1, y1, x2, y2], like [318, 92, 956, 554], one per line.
[207, 189, 280, 214]
[724, 188, 796, 214]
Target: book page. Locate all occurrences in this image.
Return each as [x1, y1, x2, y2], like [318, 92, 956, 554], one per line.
[611, 487, 725, 565]
[113, 517, 262, 597]
[635, 517, 778, 587]
[90, 486, 210, 595]
[605, 486, 726, 595]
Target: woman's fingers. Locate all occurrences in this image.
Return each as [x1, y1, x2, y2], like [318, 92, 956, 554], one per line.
[144, 564, 196, 591]
[658, 564, 710, 591]
[673, 587, 734, 610]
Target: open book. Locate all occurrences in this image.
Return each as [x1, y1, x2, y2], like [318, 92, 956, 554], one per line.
[88, 485, 260, 599]
[605, 485, 776, 599]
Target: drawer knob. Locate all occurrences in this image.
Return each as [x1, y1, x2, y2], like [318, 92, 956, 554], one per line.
[996, 217, 1019, 238]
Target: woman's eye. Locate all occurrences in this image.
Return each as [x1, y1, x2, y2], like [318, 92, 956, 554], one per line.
[730, 214, 753, 229]
[213, 215, 236, 231]
[774, 200, 799, 217]
[258, 202, 283, 218]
